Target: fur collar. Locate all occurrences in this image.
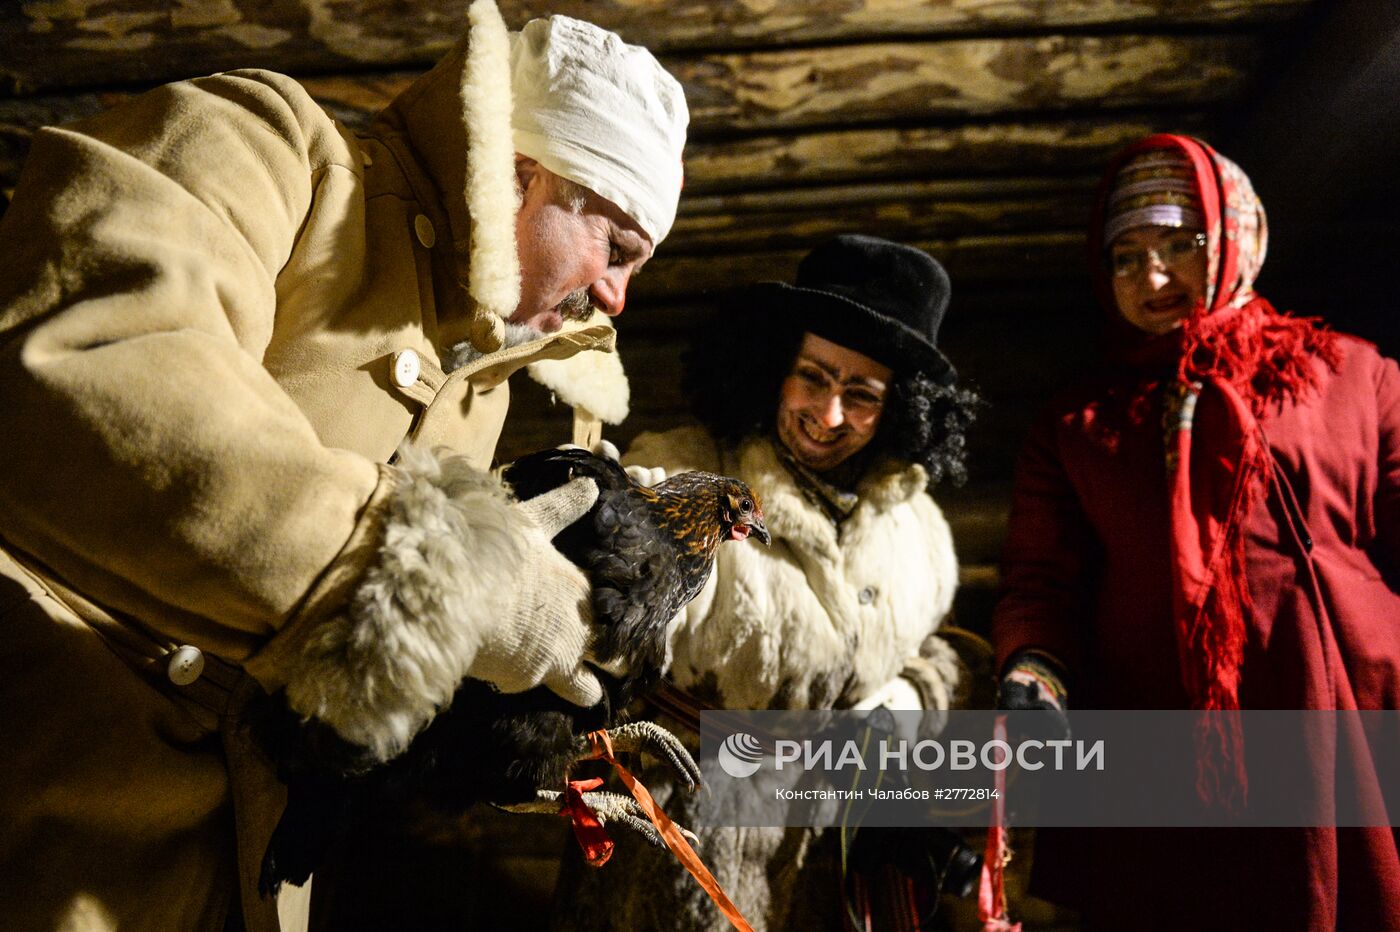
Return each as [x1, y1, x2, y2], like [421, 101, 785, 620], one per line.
[735, 436, 927, 558]
[441, 312, 630, 425]
[379, 0, 519, 348]
[524, 312, 630, 425]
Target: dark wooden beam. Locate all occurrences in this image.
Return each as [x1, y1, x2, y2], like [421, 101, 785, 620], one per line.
[616, 280, 1095, 335]
[672, 34, 1256, 134]
[667, 176, 1096, 253]
[682, 115, 1208, 193]
[509, 0, 1307, 52]
[239, 35, 1261, 137]
[631, 231, 1087, 302]
[0, 1, 1307, 96]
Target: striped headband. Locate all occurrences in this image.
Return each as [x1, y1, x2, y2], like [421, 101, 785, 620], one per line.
[1103, 149, 1203, 244]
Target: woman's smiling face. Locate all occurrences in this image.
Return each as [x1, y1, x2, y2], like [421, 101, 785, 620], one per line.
[1109, 226, 1209, 336]
[776, 333, 891, 472]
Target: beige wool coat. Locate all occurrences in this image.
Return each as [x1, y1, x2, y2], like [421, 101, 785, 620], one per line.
[0, 2, 627, 929]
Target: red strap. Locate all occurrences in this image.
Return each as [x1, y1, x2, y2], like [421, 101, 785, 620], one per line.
[560, 776, 615, 867]
[585, 730, 756, 932]
[978, 716, 1023, 932]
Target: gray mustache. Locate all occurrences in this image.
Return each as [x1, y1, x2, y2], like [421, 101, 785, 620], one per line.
[558, 288, 594, 321]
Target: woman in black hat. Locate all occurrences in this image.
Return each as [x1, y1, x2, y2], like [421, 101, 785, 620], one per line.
[553, 235, 979, 931]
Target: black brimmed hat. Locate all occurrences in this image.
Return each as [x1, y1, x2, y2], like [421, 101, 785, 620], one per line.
[745, 235, 956, 385]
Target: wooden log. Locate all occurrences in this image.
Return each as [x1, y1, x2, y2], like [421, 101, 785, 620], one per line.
[0, 87, 1204, 196]
[181, 35, 1258, 137]
[681, 115, 1207, 193]
[936, 481, 1015, 566]
[509, 0, 1308, 51]
[672, 34, 1256, 134]
[631, 231, 1088, 302]
[0, 31, 1243, 183]
[606, 296, 1101, 404]
[959, 564, 1002, 591]
[0, 1, 1308, 95]
[616, 280, 1096, 335]
[939, 293, 1102, 394]
[0, 35, 1258, 137]
[667, 176, 1097, 253]
[951, 569, 1003, 636]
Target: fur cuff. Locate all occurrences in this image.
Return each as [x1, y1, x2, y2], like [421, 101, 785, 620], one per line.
[902, 637, 965, 713]
[282, 444, 527, 762]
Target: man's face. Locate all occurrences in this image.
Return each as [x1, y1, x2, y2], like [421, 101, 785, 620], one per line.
[776, 333, 891, 473]
[511, 158, 654, 333]
[1109, 226, 1209, 336]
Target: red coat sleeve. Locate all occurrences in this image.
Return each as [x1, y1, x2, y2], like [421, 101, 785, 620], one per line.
[992, 405, 1100, 677]
[1375, 353, 1400, 579]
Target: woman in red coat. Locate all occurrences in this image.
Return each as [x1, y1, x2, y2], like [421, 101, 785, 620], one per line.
[992, 134, 1400, 929]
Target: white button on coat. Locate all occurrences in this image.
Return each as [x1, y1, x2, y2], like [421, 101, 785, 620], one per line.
[392, 349, 421, 388]
[414, 214, 436, 249]
[167, 645, 205, 686]
[858, 586, 877, 606]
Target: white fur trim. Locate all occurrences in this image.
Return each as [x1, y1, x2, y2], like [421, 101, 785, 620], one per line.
[462, 0, 520, 320]
[283, 443, 527, 761]
[525, 314, 630, 424]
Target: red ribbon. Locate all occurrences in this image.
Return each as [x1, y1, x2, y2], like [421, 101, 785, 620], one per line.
[583, 730, 756, 932]
[561, 776, 615, 867]
[978, 716, 1023, 932]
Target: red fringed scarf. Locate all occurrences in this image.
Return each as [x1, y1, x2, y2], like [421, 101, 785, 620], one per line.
[1092, 135, 1341, 807]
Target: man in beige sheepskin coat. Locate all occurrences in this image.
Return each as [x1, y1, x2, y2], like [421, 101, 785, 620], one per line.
[0, 4, 686, 930]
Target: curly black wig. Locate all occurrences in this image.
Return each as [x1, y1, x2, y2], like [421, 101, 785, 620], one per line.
[682, 303, 979, 487]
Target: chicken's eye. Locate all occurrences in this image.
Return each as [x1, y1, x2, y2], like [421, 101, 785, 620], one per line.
[740, 499, 753, 514]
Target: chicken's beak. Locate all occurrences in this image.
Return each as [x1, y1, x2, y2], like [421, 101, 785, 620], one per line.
[728, 516, 771, 545]
[750, 517, 770, 546]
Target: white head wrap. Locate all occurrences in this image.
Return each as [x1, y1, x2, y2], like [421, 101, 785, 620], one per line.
[510, 16, 689, 244]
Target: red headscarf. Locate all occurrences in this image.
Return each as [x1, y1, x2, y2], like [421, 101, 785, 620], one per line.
[1092, 135, 1340, 807]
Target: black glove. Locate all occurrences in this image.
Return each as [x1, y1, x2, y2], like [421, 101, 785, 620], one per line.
[997, 650, 1071, 741]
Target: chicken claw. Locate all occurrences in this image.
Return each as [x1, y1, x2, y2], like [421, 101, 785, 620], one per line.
[580, 720, 703, 791]
[496, 790, 699, 847]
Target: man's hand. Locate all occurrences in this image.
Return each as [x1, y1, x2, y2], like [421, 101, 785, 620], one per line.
[466, 478, 604, 707]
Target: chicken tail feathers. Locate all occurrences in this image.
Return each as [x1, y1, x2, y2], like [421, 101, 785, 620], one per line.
[258, 776, 347, 898]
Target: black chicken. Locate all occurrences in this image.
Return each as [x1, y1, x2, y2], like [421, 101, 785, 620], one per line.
[505, 447, 769, 704]
[259, 448, 768, 895]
